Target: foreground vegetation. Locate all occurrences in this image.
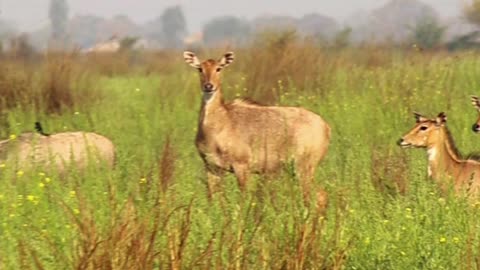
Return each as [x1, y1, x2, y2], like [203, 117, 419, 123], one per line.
[2, 44, 480, 269]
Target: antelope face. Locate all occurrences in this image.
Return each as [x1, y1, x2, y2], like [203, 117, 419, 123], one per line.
[471, 96, 480, 133]
[397, 112, 447, 148]
[183, 51, 235, 94]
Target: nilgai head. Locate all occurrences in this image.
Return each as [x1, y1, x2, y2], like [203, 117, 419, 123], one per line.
[183, 51, 235, 94]
[397, 112, 447, 148]
[471, 96, 480, 133]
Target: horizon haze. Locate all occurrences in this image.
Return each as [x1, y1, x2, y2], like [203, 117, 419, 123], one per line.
[0, 0, 464, 32]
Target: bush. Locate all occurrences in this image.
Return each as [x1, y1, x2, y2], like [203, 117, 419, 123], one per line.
[0, 52, 103, 115]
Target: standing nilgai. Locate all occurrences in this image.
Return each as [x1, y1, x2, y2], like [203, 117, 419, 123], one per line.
[398, 112, 480, 197]
[184, 51, 331, 203]
[0, 123, 115, 174]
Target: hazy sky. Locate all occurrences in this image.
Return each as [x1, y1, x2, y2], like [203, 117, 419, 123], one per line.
[0, 0, 463, 32]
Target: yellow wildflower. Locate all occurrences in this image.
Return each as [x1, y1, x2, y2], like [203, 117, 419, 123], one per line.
[73, 208, 80, 215]
[364, 237, 371, 245]
[16, 170, 24, 177]
[9, 134, 16, 140]
[439, 237, 447, 243]
[45, 177, 51, 183]
[139, 178, 147, 184]
[69, 191, 76, 197]
[27, 195, 35, 201]
[39, 182, 45, 188]
[0, 163, 5, 168]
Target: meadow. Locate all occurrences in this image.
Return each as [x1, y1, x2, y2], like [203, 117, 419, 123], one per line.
[2, 39, 480, 269]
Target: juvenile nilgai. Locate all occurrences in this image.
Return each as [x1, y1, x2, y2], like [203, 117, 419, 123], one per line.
[0, 123, 115, 173]
[184, 51, 331, 202]
[398, 112, 480, 197]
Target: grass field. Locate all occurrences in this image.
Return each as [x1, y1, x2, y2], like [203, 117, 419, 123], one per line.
[2, 45, 480, 269]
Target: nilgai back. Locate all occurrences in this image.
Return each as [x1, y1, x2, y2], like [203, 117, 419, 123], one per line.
[184, 51, 331, 202]
[0, 123, 115, 173]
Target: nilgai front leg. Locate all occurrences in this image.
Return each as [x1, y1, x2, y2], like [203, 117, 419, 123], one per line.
[233, 163, 249, 193]
[206, 169, 223, 199]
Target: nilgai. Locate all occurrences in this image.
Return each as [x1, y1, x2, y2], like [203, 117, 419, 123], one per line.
[398, 112, 480, 197]
[471, 96, 480, 133]
[0, 122, 115, 173]
[183, 51, 331, 203]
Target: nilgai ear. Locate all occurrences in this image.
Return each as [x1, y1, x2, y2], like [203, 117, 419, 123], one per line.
[218, 52, 235, 69]
[435, 112, 447, 126]
[413, 112, 427, 123]
[471, 95, 480, 111]
[183, 51, 201, 69]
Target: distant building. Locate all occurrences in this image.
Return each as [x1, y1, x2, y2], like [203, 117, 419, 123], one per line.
[184, 32, 203, 47]
[84, 35, 121, 53]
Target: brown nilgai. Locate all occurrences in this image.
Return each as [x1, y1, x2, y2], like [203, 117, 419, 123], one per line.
[471, 96, 480, 133]
[183, 51, 331, 205]
[398, 112, 480, 197]
[0, 122, 115, 174]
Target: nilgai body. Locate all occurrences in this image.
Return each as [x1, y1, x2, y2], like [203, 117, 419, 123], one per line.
[184, 51, 331, 203]
[0, 124, 115, 173]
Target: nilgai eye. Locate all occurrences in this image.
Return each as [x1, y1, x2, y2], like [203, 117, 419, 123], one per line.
[198, 68, 203, 73]
[216, 68, 222, 72]
[420, 126, 428, 131]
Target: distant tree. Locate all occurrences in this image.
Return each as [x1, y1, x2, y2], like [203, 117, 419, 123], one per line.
[143, 17, 163, 42]
[446, 31, 480, 51]
[160, 6, 187, 48]
[349, 0, 439, 45]
[0, 20, 17, 41]
[68, 15, 104, 48]
[464, 0, 480, 26]
[297, 13, 339, 40]
[203, 16, 251, 46]
[333, 27, 352, 48]
[410, 16, 445, 49]
[49, 0, 69, 41]
[10, 34, 35, 59]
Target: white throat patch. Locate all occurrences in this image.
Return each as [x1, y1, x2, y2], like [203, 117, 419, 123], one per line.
[427, 147, 437, 177]
[202, 91, 217, 125]
[203, 91, 216, 103]
[427, 147, 437, 161]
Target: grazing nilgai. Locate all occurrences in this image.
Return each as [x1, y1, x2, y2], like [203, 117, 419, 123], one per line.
[0, 123, 115, 173]
[183, 51, 331, 201]
[471, 96, 480, 133]
[398, 112, 480, 196]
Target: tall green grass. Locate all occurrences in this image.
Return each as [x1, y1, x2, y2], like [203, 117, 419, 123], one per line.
[2, 46, 480, 269]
